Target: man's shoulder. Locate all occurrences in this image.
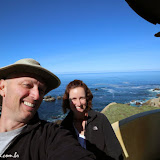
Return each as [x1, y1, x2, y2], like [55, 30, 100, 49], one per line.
[25, 117, 60, 136]
[38, 120, 60, 131]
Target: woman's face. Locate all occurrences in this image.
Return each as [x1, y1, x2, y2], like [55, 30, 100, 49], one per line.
[69, 87, 87, 114]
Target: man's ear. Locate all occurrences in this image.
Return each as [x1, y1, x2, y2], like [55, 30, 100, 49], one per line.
[0, 79, 6, 97]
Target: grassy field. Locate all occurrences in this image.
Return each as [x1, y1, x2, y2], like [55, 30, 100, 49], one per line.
[101, 103, 159, 124]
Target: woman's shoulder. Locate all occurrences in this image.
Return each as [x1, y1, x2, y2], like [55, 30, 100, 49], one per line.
[88, 110, 110, 122]
[88, 109, 107, 117]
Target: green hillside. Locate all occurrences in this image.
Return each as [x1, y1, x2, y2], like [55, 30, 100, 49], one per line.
[101, 103, 159, 124]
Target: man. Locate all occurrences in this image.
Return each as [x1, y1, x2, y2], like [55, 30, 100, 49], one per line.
[0, 58, 95, 160]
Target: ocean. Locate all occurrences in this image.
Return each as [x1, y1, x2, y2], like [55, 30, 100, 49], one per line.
[38, 71, 160, 122]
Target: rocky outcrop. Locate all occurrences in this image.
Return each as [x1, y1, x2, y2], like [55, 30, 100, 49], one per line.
[143, 97, 160, 107]
[135, 102, 142, 105]
[43, 95, 63, 102]
[57, 96, 62, 100]
[44, 95, 52, 99]
[157, 94, 160, 97]
[153, 88, 160, 91]
[43, 96, 56, 102]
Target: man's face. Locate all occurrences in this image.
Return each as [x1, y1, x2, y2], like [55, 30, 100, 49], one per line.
[1, 73, 47, 123]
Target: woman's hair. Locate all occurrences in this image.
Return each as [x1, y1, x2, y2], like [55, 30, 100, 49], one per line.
[62, 79, 93, 113]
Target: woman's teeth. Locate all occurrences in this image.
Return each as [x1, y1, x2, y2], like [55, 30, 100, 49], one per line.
[76, 106, 80, 108]
[24, 101, 34, 107]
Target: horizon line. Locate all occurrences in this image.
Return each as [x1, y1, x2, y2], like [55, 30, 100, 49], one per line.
[54, 69, 160, 75]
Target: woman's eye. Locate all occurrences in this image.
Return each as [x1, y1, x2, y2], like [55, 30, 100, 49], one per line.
[80, 97, 86, 100]
[70, 98, 76, 102]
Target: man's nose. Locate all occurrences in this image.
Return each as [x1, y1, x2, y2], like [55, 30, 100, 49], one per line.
[30, 87, 40, 100]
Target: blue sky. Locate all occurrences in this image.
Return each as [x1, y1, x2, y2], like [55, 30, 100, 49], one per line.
[0, 0, 160, 74]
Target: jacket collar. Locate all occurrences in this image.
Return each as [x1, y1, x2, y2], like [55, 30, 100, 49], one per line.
[87, 109, 97, 124]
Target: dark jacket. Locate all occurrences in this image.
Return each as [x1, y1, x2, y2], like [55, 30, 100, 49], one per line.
[0, 113, 96, 160]
[61, 110, 123, 160]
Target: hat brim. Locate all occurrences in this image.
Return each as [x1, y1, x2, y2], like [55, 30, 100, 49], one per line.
[0, 63, 61, 94]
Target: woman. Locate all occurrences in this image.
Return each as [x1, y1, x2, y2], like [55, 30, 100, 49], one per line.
[61, 80, 123, 160]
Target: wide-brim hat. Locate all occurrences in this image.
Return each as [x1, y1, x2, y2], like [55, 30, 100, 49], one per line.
[0, 58, 61, 94]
